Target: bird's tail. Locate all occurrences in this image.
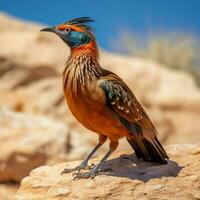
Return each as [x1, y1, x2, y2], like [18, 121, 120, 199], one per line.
[127, 136, 168, 164]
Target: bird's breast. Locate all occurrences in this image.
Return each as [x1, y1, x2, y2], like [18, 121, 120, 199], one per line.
[64, 77, 105, 124]
[63, 77, 129, 140]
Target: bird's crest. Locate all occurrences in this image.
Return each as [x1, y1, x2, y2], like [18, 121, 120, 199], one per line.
[64, 17, 95, 34]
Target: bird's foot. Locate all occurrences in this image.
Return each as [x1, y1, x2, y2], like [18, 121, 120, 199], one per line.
[73, 167, 113, 180]
[61, 162, 95, 175]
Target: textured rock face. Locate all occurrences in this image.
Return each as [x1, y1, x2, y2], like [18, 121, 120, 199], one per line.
[0, 184, 18, 200]
[16, 144, 200, 200]
[0, 108, 68, 182]
[0, 13, 67, 73]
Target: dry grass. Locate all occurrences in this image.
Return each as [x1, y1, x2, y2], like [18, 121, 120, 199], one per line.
[113, 31, 200, 86]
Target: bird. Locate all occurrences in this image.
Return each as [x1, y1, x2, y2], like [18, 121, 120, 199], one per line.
[40, 17, 169, 179]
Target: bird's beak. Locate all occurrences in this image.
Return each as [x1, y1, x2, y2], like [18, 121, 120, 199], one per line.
[40, 26, 68, 44]
[40, 27, 55, 32]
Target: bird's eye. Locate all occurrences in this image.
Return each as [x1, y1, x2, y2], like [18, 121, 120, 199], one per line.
[65, 27, 70, 32]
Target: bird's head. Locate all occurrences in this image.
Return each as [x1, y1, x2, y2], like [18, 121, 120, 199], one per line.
[41, 17, 95, 50]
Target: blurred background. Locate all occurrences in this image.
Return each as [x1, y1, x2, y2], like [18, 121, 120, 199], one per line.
[0, 0, 200, 199]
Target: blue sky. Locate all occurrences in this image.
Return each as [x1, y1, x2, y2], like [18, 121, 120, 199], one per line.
[1, 0, 200, 51]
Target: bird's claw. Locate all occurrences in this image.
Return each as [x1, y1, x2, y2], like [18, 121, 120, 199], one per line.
[61, 163, 95, 175]
[72, 167, 113, 180]
[61, 167, 78, 174]
[73, 171, 95, 180]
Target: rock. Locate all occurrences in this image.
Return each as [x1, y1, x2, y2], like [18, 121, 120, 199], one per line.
[0, 184, 18, 200]
[0, 108, 69, 182]
[16, 143, 200, 200]
[0, 12, 67, 73]
[0, 78, 64, 116]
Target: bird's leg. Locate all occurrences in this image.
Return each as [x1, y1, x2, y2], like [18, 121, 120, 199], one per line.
[61, 135, 107, 174]
[73, 140, 119, 179]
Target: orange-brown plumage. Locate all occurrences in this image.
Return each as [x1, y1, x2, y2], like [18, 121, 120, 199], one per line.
[63, 45, 129, 141]
[41, 17, 168, 179]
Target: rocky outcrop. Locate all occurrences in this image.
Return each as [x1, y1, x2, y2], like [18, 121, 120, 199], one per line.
[0, 12, 67, 74]
[16, 143, 200, 200]
[0, 108, 69, 182]
[0, 184, 18, 200]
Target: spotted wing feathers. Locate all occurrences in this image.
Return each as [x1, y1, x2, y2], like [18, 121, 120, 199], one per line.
[98, 73, 155, 133]
[98, 72, 168, 163]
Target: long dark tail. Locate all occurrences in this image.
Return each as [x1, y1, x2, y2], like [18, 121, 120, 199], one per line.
[127, 137, 169, 164]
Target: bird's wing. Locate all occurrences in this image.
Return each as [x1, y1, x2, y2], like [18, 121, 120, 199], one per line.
[98, 71, 157, 138]
[98, 70, 169, 163]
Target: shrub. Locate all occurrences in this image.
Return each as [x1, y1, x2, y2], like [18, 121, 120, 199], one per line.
[114, 31, 200, 86]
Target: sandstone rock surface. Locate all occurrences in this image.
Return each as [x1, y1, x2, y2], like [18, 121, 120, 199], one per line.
[0, 184, 18, 200]
[16, 143, 200, 200]
[0, 108, 68, 182]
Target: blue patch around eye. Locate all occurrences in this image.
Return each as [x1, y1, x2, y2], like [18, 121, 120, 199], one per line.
[70, 31, 83, 40]
[68, 31, 90, 47]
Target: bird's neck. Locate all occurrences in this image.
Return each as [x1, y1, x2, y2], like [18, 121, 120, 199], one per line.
[71, 39, 99, 59]
[63, 40, 102, 92]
